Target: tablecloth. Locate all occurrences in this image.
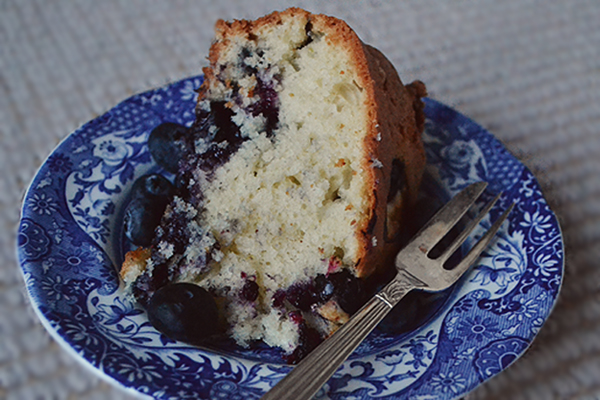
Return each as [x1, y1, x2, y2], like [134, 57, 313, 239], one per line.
[1, 1, 599, 399]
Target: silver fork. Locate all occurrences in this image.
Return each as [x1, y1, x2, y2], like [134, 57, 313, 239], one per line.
[261, 181, 514, 400]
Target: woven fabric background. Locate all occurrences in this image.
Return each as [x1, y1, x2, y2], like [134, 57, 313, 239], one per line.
[1, 1, 599, 399]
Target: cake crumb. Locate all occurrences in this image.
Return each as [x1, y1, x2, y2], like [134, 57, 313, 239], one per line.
[158, 241, 174, 259]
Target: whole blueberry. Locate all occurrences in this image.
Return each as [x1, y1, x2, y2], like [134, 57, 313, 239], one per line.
[148, 122, 190, 173]
[123, 197, 167, 246]
[123, 174, 174, 246]
[130, 174, 175, 200]
[147, 283, 219, 344]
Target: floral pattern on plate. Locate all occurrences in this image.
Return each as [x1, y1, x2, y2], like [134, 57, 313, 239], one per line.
[17, 76, 563, 399]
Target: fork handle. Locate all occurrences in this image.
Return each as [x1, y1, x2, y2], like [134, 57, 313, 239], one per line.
[261, 276, 415, 400]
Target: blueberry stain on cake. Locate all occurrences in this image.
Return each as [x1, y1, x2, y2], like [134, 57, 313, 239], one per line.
[120, 8, 427, 363]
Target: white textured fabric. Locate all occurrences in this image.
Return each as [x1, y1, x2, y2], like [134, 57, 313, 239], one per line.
[1, 1, 599, 399]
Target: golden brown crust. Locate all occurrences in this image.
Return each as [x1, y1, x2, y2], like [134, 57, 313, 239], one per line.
[317, 300, 350, 326]
[120, 247, 151, 283]
[355, 45, 427, 278]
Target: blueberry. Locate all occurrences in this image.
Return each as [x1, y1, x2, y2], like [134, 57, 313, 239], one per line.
[239, 47, 258, 75]
[187, 101, 246, 172]
[296, 21, 314, 50]
[271, 290, 286, 308]
[123, 174, 174, 247]
[287, 282, 320, 311]
[328, 270, 366, 314]
[174, 172, 191, 198]
[240, 280, 259, 302]
[284, 322, 322, 364]
[130, 174, 175, 200]
[148, 122, 190, 173]
[123, 198, 164, 246]
[247, 78, 279, 136]
[147, 283, 219, 344]
[199, 144, 236, 171]
[314, 274, 334, 303]
[211, 101, 242, 145]
[286, 272, 365, 314]
[150, 206, 192, 256]
[191, 108, 212, 138]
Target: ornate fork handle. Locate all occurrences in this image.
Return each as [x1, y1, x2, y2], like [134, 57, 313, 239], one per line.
[376, 269, 425, 307]
[261, 270, 424, 400]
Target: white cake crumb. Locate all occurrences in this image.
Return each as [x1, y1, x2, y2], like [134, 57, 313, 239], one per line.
[157, 241, 174, 259]
[261, 309, 299, 353]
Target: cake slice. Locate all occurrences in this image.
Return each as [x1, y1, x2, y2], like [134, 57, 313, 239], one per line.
[122, 7, 426, 362]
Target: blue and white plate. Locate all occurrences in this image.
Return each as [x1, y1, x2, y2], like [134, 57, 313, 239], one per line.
[17, 76, 563, 399]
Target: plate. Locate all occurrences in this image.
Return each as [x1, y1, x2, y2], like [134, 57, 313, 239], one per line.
[17, 76, 563, 399]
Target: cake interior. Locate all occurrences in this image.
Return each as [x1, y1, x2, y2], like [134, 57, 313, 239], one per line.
[142, 14, 377, 356]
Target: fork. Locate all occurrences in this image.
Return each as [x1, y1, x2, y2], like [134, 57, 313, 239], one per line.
[261, 181, 514, 400]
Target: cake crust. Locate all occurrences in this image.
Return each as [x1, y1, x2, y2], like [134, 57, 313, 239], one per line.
[357, 44, 427, 277]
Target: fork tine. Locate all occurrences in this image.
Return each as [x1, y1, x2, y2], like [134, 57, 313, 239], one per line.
[438, 191, 502, 263]
[448, 202, 515, 281]
[410, 182, 488, 254]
